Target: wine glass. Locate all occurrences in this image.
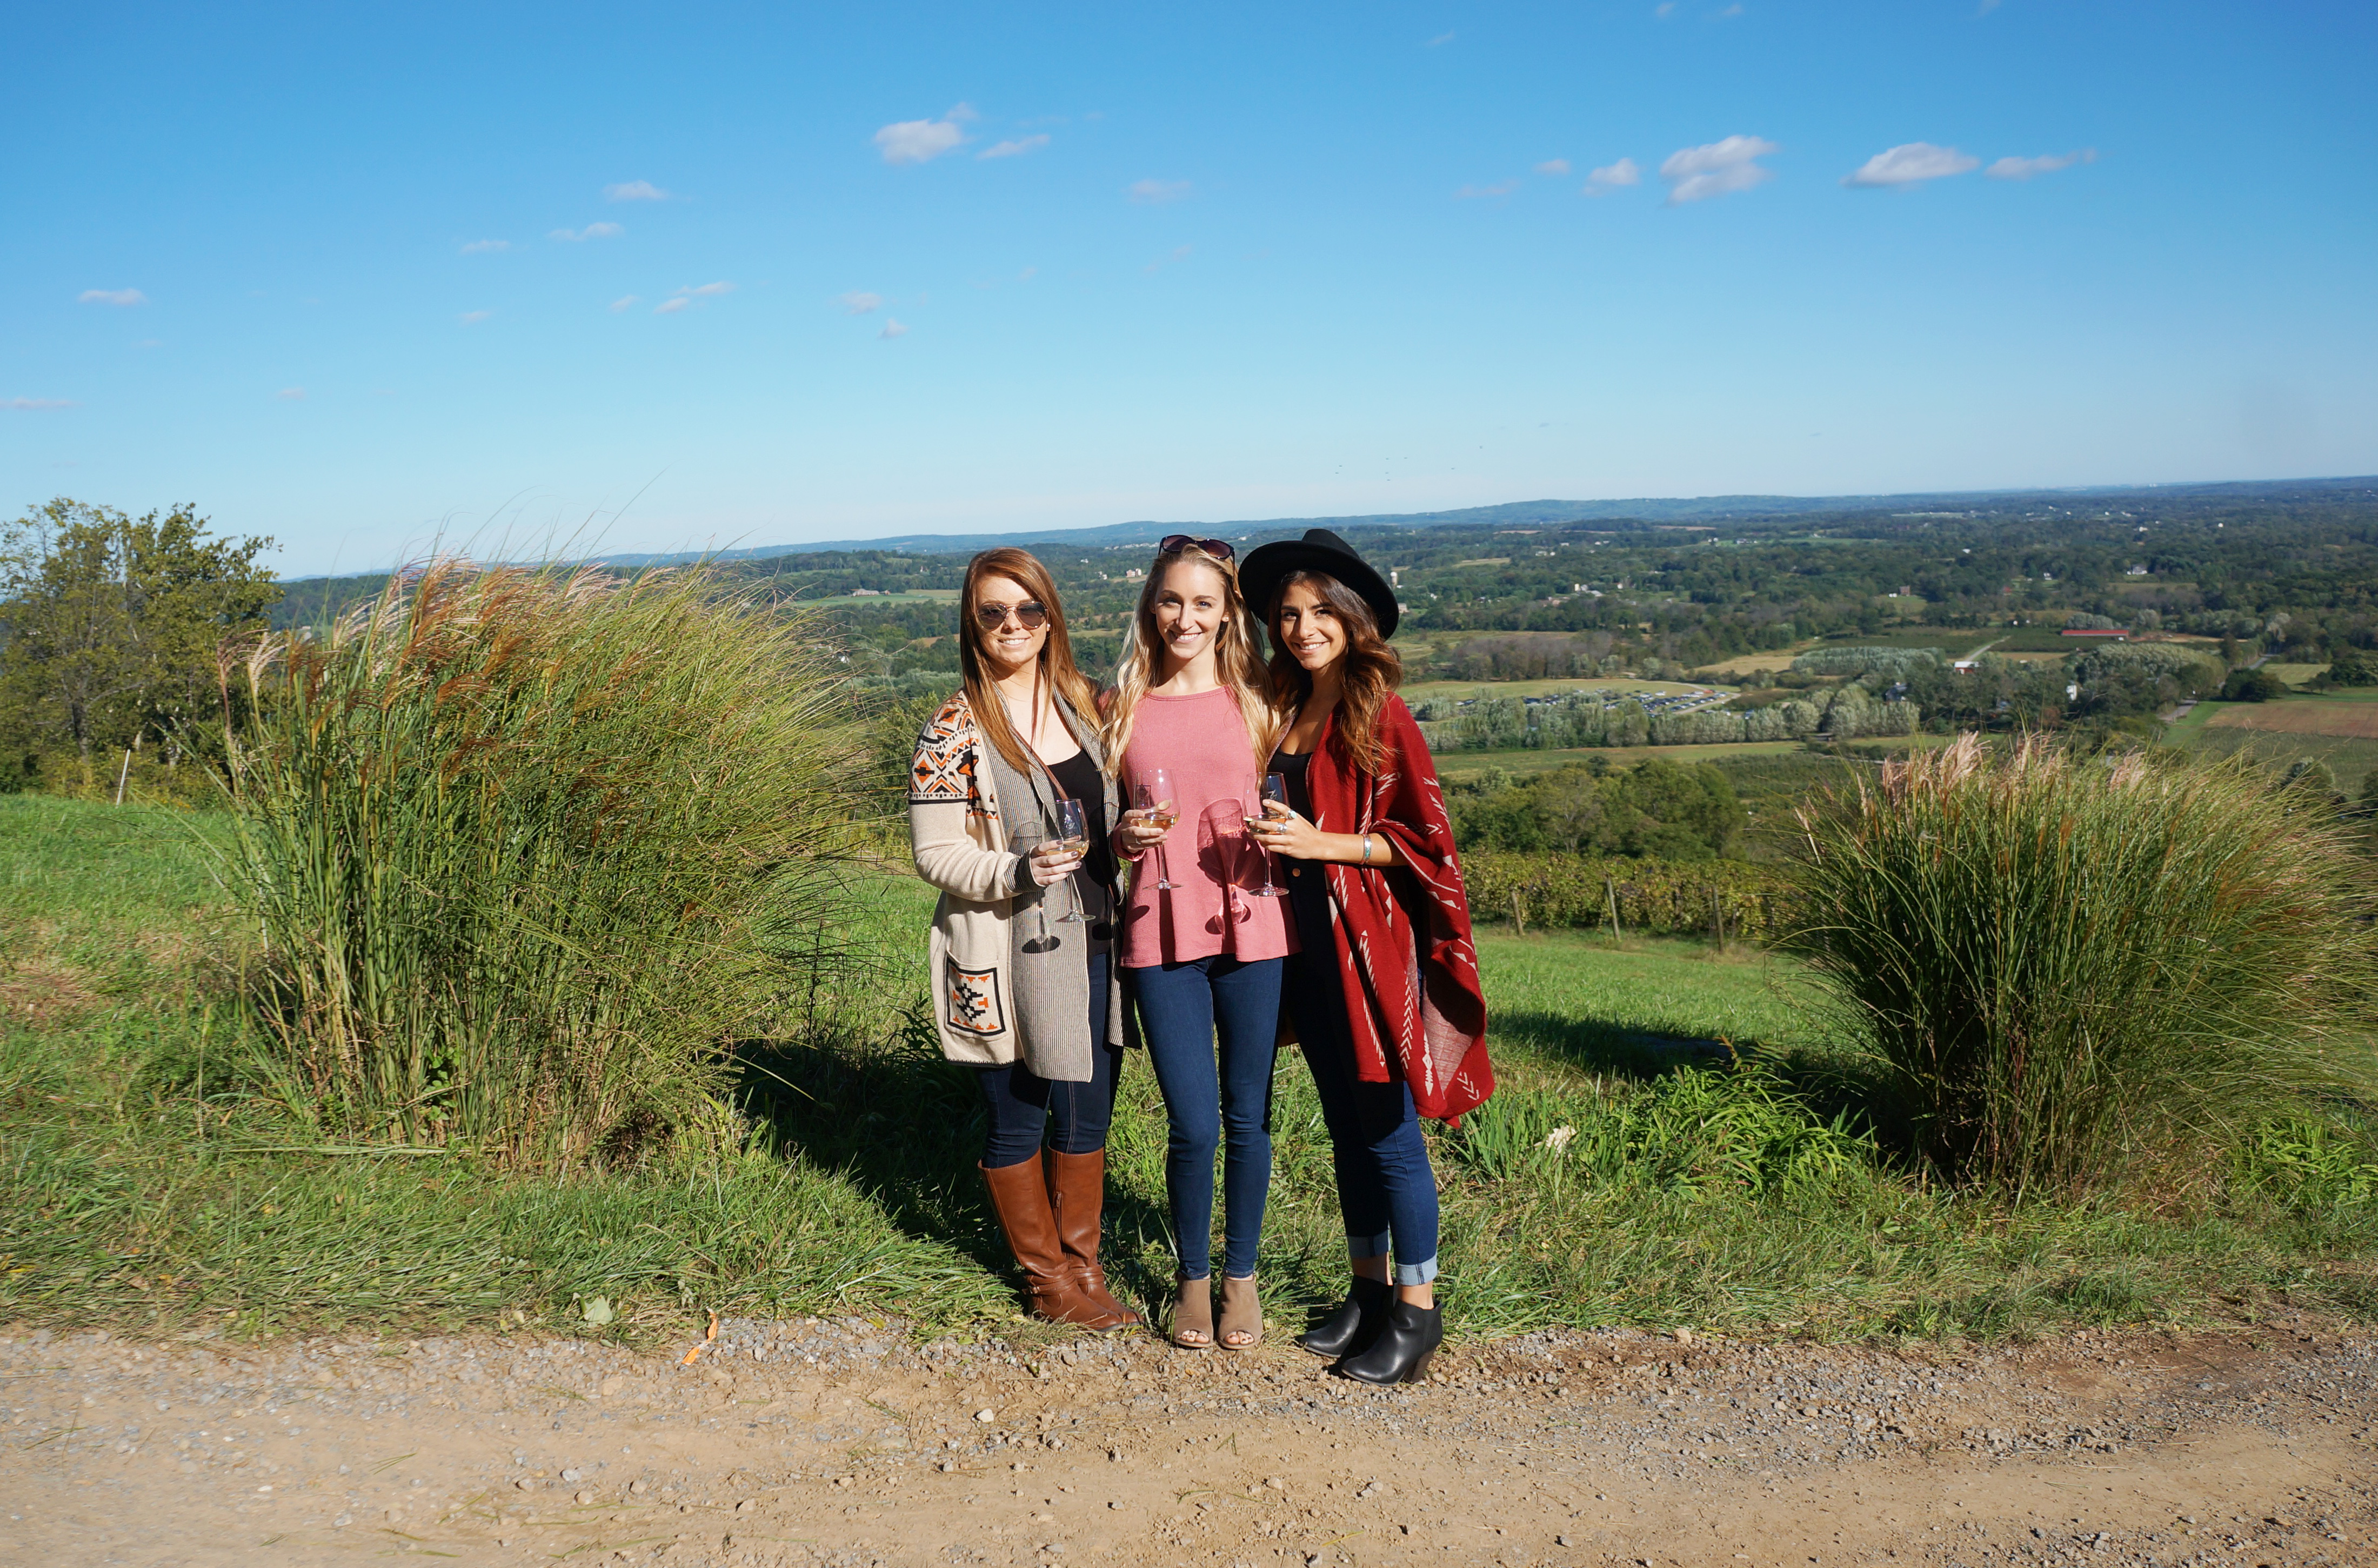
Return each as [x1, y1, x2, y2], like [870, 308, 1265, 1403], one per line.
[1053, 797, 1090, 924]
[1009, 824, 1053, 948]
[1134, 769, 1179, 891]
[1199, 799, 1252, 923]
[1251, 772, 1291, 896]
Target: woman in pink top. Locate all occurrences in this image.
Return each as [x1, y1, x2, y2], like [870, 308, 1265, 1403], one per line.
[1107, 537, 1292, 1352]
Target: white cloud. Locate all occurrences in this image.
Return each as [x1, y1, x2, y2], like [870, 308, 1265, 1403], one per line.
[609, 295, 639, 312]
[655, 282, 733, 316]
[1454, 179, 1519, 199]
[880, 318, 909, 339]
[459, 310, 493, 324]
[1535, 158, 1572, 177]
[1427, 30, 1455, 45]
[604, 181, 670, 202]
[460, 239, 510, 254]
[1718, 2, 1744, 15]
[875, 107, 972, 165]
[1584, 157, 1641, 195]
[1655, 2, 1676, 14]
[78, 288, 146, 306]
[839, 291, 884, 315]
[1658, 136, 1778, 204]
[550, 222, 624, 242]
[979, 134, 1050, 160]
[1018, 266, 1037, 282]
[275, 386, 306, 401]
[1985, 148, 2098, 181]
[1126, 178, 1192, 204]
[1843, 142, 1980, 188]
[6, 397, 78, 411]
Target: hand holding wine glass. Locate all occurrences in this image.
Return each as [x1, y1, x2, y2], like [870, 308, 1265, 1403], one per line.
[1053, 798, 1091, 923]
[1124, 770, 1179, 890]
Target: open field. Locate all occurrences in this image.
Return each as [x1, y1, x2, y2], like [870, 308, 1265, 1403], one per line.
[1402, 676, 1737, 703]
[2206, 692, 2378, 739]
[2264, 662, 2334, 686]
[1433, 739, 1808, 780]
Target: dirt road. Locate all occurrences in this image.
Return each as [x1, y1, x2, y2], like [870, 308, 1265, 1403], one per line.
[4, 1312, 2372, 1568]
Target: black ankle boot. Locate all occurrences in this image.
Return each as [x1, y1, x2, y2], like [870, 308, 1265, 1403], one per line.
[1295, 1276, 1392, 1360]
[1334, 1297, 1442, 1385]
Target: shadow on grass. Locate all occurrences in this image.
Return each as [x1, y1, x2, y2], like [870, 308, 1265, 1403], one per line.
[733, 1020, 1177, 1324]
[1494, 1005, 1921, 1160]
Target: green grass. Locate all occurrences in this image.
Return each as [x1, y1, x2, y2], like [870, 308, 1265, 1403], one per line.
[1434, 739, 1806, 780]
[5, 795, 2376, 1347]
[2160, 697, 2378, 796]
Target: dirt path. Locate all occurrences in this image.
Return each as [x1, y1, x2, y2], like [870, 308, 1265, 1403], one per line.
[4, 1312, 2373, 1568]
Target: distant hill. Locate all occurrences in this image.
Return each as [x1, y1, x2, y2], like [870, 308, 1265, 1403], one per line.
[278, 475, 2378, 584]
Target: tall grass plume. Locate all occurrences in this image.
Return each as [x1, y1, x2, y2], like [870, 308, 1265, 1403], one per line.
[224, 559, 861, 1164]
[1791, 734, 2376, 1192]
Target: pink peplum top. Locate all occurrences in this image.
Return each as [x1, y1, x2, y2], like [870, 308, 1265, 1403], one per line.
[1113, 686, 1297, 970]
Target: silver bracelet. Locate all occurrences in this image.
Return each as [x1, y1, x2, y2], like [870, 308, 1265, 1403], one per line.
[1360, 835, 1372, 865]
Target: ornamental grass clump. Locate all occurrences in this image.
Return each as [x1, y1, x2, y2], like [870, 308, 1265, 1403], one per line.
[1791, 733, 2377, 1193]
[225, 559, 860, 1165]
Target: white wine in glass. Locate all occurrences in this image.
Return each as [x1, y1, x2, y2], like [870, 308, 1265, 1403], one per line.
[1054, 798, 1090, 923]
[1252, 772, 1290, 896]
[1135, 770, 1179, 890]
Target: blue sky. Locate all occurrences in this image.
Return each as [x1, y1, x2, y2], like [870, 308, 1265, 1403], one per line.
[6, 1, 2375, 575]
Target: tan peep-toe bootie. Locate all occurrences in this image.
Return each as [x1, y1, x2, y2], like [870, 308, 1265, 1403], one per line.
[1218, 1273, 1262, 1351]
[1171, 1273, 1214, 1350]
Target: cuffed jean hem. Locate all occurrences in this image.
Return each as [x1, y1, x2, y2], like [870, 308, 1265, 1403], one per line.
[1350, 1233, 1438, 1286]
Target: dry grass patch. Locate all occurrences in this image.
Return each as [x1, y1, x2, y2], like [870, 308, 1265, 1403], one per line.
[2208, 699, 2378, 739]
[0, 957, 102, 1025]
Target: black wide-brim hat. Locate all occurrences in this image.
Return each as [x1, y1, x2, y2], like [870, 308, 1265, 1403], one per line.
[1238, 528, 1400, 639]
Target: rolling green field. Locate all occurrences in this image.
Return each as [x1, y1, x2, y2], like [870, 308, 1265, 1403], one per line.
[1403, 677, 1739, 703]
[3, 795, 2373, 1348]
[1434, 739, 1809, 780]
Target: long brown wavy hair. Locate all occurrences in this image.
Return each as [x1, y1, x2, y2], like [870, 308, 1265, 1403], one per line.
[959, 548, 1098, 775]
[1263, 569, 1404, 776]
[1101, 543, 1276, 777]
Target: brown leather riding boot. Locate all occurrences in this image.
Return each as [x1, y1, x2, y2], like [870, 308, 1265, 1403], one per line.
[979, 1159, 1119, 1329]
[1044, 1149, 1141, 1329]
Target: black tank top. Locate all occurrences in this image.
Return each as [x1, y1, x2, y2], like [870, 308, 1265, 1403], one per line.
[1046, 749, 1115, 899]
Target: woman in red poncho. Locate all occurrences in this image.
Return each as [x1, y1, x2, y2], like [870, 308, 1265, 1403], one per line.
[1240, 529, 1493, 1385]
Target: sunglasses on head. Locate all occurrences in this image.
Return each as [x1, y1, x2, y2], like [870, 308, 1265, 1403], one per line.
[1157, 534, 1235, 564]
[974, 599, 1049, 631]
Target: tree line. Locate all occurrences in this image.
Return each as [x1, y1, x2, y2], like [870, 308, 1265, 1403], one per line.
[0, 499, 279, 791]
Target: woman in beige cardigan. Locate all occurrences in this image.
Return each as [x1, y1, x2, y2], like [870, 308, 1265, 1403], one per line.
[907, 547, 1135, 1330]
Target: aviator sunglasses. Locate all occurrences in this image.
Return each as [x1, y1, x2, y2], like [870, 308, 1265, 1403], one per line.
[1157, 533, 1235, 563]
[974, 598, 1049, 631]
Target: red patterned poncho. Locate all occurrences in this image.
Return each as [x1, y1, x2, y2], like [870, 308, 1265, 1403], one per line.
[1301, 694, 1494, 1124]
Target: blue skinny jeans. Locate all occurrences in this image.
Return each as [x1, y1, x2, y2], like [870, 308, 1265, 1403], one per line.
[1284, 950, 1441, 1285]
[1130, 954, 1283, 1280]
[977, 954, 1118, 1168]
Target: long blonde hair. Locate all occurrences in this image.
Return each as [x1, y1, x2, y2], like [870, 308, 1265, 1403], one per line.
[959, 548, 1099, 776]
[1101, 544, 1276, 776]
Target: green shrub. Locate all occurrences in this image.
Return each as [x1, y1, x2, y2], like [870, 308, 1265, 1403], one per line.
[1790, 735, 2378, 1192]
[1461, 851, 1791, 939]
[225, 560, 862, 1165]
[2220, 668, 2287, 702]
[1451, 1069, 1868, 1199]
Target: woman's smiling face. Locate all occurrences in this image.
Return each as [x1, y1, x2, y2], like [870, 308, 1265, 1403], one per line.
[1151, 558, 1228, 671]
[971, 572, 1047, 679]
[1273, 578, 1348, 674]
